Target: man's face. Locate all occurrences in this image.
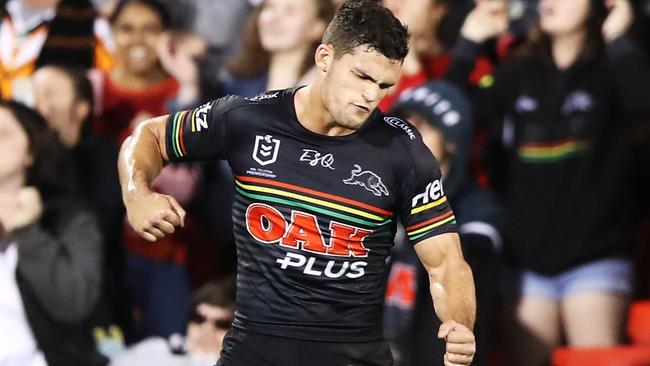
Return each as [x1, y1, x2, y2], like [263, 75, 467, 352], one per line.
[321, 45, 402, 130]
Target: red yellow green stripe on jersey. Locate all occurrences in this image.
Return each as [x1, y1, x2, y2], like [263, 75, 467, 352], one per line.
[169, 110, 190, 159]
[406, 211, 456, 241]
[518, 139, 590, 163]
[234, 175, 394, 229]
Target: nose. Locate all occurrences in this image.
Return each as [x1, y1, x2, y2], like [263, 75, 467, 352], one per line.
[362, 84, 380, 104]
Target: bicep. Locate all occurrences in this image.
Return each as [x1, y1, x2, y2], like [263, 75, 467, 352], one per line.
[414, 232, 464, 273]
[142, 115, 171, 161]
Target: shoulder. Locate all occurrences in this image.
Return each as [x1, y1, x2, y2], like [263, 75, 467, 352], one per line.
[208, 89, 287, 114]
[378, 113, 438, 166]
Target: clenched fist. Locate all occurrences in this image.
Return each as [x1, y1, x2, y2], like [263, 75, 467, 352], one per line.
[124, 190, 186, 242]
[438, 321, 476, 366]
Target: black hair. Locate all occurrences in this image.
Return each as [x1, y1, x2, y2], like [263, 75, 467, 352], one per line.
[0, 101, 72, 200]
[322, 0, 409, 60]
[189, 276, 237, 315]
[109, 0, 172, 28]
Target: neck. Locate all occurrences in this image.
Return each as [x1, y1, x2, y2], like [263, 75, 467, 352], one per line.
[266, 47, 311, 91]
[60, 126, 82, 148]
[551, 29, 586, 70]
[110, 66, 167, 90]
[295, 82, 355, 137]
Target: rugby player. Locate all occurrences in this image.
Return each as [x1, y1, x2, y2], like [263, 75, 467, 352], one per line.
[118, 1, 476, 365]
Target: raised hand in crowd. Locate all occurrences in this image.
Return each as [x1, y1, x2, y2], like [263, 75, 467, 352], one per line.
[460, 0, 509, 43]
[157, 31, 207, 105]
[602, 0, 634, 41]
[0, 187, 43, 235]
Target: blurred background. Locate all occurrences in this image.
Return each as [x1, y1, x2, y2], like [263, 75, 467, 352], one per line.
[0, 0, 648, 365]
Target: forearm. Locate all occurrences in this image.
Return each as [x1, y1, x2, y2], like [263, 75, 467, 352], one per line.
[429, 257, 476, 330]
[118, 117, 168, 203]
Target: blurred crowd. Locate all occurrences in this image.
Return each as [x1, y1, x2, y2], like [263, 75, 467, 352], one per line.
[0, 0, 648, 365]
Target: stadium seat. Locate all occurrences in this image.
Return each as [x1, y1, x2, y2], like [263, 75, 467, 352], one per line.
[629, 301, 650, 345]
[552, 346, 650, 366]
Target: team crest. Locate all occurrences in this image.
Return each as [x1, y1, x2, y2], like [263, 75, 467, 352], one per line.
[343, 164, 389, 197]
[253, 135, 281, 166]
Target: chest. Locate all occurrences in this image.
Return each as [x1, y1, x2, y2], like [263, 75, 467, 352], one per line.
[507, 68, 613, 142]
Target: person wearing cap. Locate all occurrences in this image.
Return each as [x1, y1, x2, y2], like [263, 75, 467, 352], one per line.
[448, 0, 650, 365]
[383, 80, 503, 366]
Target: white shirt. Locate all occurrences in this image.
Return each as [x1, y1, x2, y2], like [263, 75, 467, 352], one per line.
[0, 243, 48, 366]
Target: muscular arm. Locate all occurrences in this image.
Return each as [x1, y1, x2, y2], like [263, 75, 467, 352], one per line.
[118, 116, 186, 241]
[118, 116, 169, 201]
[414, 232, 476, 330]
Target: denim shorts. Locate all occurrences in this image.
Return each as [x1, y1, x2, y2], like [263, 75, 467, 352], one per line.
[503, 257, 633, 300]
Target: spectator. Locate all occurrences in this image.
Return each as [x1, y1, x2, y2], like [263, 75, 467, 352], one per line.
[0, 100, 106, 366]
[384, 81, 503, 366]
[92, 1, 220, 341]
[164, 0, 335, 100]
[379, 0, 492, 111]
[91, 0, 177, 142]
[110, 277, 236, 366]
[32, 64, 130, 340]
[0, 0, 114, 101]
[450, 0, 650, 365]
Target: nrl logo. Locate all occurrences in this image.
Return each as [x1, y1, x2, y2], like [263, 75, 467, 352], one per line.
[253, 135, 281, 166]
[343, 164, 389, 197]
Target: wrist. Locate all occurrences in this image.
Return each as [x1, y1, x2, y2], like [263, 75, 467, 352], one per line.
[123, 182, 154, 205]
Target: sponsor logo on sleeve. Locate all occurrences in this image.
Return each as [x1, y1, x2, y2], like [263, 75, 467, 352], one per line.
[194, 102, 213, 132]
[383, 117, 416, 140]
[411, 179, 445, 208]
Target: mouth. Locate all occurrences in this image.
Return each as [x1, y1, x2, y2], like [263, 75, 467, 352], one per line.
[127, 45, 150, 63]
[353, 104, 370, 113]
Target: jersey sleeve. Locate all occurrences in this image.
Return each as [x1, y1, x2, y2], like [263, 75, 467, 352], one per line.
[399, 142, 458, 246]
[165, 95, 242, 162]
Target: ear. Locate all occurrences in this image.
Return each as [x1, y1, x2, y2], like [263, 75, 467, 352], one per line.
[314, 43, 334, 74]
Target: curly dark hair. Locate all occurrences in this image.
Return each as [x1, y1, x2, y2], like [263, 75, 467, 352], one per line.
[322, 0, 410, 60]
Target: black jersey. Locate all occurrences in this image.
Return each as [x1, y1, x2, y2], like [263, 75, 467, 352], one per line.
[165, 88, 457, 342]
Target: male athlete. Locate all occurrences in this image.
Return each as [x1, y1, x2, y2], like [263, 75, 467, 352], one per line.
[118, 1, 476, 365]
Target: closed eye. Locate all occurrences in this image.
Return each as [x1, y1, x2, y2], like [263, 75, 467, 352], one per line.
[352, 71, 394, 90]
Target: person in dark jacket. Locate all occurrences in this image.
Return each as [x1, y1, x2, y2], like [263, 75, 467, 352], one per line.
[0, 100, 106, 366]
[32, 64, 130, 343]
[449, 0, 650, 365]
[383, 80, 503, 366]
